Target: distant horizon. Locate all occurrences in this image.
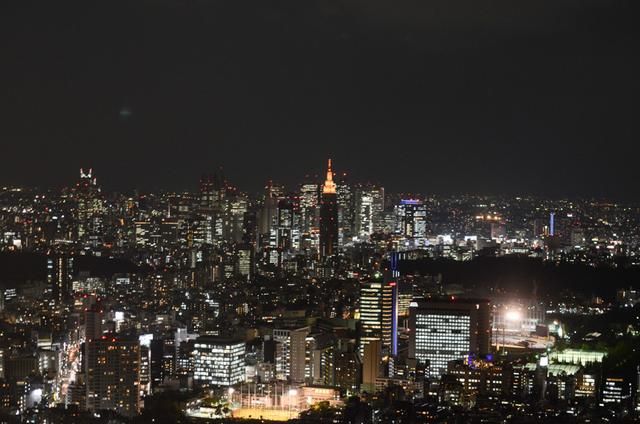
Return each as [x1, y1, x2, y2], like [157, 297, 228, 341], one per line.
[1, 167, 636, 205]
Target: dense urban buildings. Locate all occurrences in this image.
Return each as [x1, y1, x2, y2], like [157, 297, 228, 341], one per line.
[0, 163, 639, 423]
[3, 0, 637, 420]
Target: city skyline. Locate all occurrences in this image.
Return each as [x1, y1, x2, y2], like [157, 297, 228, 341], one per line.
[1, 1, 639, 422]
[4, 163, 640, 205]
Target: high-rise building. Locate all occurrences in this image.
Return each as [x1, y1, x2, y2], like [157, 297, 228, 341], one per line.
[319, 159, 338, 259]
[259, 181, 285, 248]
[223, 194, 249, 243]
[75, 168, 104, 244]
[336, 173, 354, 246]
[84, 308, 103, 342]
[361, 339, 382, 393]
[354, 184, 384, 238]
[235, 245, 253, 279]
[150, 336, 175, 389]
[316, 339, 361, 393]
[395, 199, 427, 240]
[199, 171, 236, 245]
[359, 275, 395, 355]
[193, 337, 245, 386]
[299, 181, 319, 234]
[85, 336, 140, 417]
[46, 253, 74, 303]
[273, 326, 310, 383]
[199, 173, 221, 214]
[409, 298, 491, 378]
[276, 198, 295, 250]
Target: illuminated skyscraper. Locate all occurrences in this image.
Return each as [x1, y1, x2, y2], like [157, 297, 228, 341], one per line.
[198, 174, 218, 244]
[336, 172, 354, 246]
[319, 159, 338, 259]
[75, 168, 104, 244]
[299, 181, 319, 233]
[222, 193, 248, 243]
[359, 274, 395, 355]
[46, 252, 74, 304]
[354, 184, 384, 238]
[259, 181, 285, 248]
[276, 198, 295, 250]
[395, 199, 427, 240]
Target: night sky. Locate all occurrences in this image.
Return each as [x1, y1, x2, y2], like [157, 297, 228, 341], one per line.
[1, 1, 638, 199]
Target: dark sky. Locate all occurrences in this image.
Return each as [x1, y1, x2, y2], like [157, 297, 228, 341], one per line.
[1, 1, 638, 198]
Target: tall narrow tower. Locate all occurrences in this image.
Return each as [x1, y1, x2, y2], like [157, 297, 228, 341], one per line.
[319, 159, 339, 259]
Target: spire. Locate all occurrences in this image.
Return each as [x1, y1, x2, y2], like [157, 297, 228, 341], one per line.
[322, 158, 336, 194]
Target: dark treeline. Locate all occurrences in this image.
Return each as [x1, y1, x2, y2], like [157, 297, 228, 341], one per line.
[398, 256, 640, 299]
[0, 252, 139, 287]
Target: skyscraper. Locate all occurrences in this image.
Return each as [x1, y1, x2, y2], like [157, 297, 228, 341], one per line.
[354, 184, 385, 238]
[259, 181, 285, 248]
[409, 298, 491, 378]
[359, 275, 395, 355]
[276, 198, 295, 250]
[336, 172, 354, 246]
[46, 252, 74, 304]
[299, 180, 319, 234]
[395, 199, 428, 240]
[75, 168, 104, 244]
[319, 159, 338, 259]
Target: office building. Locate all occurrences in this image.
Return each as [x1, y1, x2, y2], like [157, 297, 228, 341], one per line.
[46, 253, 74, 303]
[75, 168, 104, 243]
[193, 337, 245, 386]
[299, 181, 319, 233]
[409, 298, 491, 378]
[272, 326, 310, 383]
[359, 277, 395, 355]
[354, 184, 384, 238]
[276, 198, 295, 250]
[395, 199, 427, 240]
[336, 172, 354, 245]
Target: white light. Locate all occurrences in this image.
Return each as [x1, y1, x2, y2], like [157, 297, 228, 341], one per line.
[539, 355, 549, 367]
[505, 309, 521, 322]
[288, 389, 298, 396]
